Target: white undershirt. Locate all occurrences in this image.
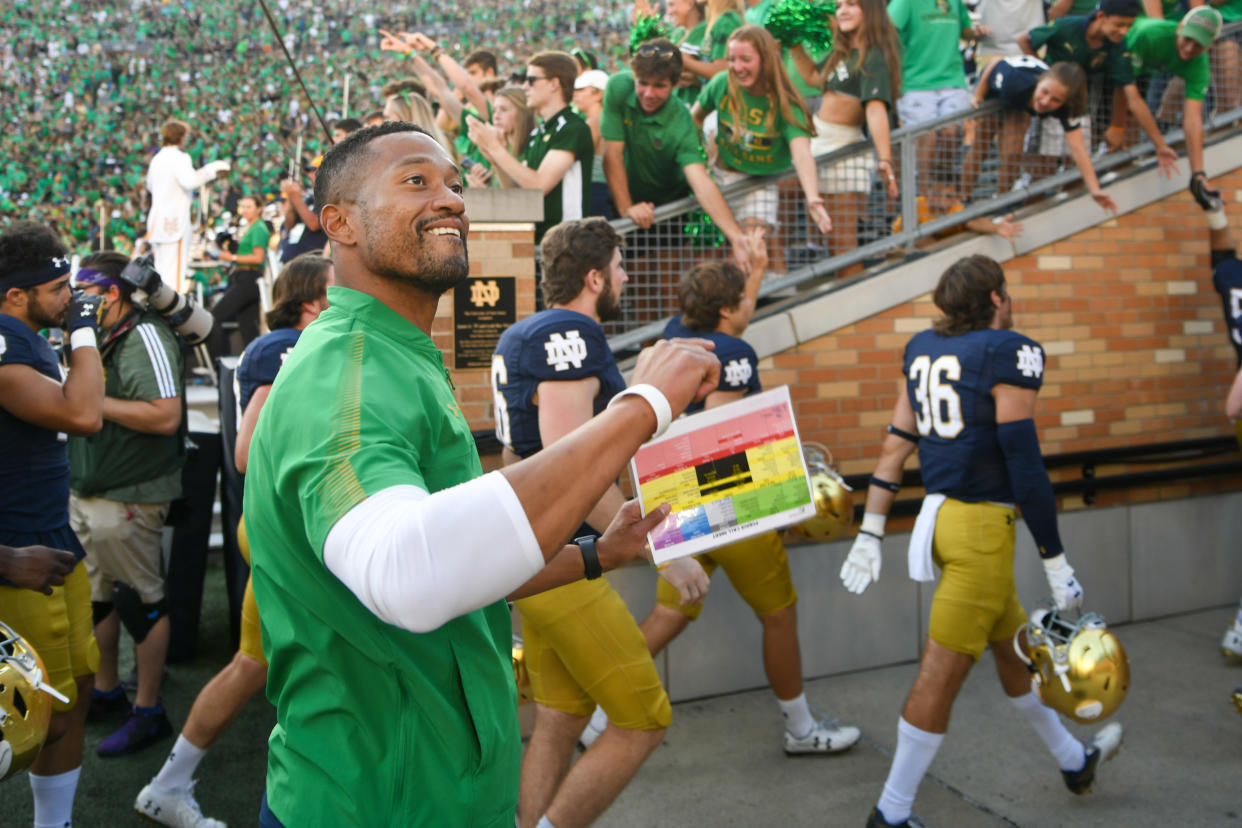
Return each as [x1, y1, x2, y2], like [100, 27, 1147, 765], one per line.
[323, 471, 543, 633]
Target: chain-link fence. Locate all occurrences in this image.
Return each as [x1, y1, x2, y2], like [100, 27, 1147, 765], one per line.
[606, 20, 1242, 351]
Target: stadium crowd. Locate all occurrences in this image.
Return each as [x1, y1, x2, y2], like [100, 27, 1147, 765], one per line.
[2, 0, 1242, 826]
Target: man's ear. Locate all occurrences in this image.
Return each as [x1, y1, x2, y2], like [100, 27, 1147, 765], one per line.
[584, 267, 604, 294]
[320, 203, 358, 248]
[2, 286, 25, 312]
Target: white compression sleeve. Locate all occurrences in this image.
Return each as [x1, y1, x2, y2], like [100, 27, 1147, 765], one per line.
[323, 471, 544, 633]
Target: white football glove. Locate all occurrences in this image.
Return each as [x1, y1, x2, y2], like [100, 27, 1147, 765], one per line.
[840, 532, 882, 595]
[658, 556, 710, 606]
[1042, 554, 1084, 611]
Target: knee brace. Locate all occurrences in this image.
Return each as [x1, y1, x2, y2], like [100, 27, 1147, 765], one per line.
[112, 583, 168, 644]
[92, 600, 115, 627]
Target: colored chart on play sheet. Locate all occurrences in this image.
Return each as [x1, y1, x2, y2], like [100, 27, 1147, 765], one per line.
[630, 386, 815, 564]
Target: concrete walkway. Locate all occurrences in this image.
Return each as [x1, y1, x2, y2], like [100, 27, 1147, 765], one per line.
[594, 607, 1242, 828]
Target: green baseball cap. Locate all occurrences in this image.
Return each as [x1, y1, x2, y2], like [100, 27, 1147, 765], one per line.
[1179, 6, 1223, 48]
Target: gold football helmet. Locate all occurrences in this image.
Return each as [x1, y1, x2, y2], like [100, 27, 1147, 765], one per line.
[1016, 609, 1129, 724]
[512, 636, 532, 705]
[1, 620, 61, 781]
[787, 442, 855, 543]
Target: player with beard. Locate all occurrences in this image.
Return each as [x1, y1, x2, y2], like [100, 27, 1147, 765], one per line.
[0, 221, 105, 828]
[242, 123, 721, 827]
[493, 218, 711, 828]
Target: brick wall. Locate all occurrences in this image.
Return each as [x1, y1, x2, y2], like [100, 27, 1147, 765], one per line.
[768, 170, 1242, 517]
[437, 222, 536, 433]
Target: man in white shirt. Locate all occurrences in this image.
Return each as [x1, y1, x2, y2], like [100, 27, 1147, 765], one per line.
[145, 119, 230, 293]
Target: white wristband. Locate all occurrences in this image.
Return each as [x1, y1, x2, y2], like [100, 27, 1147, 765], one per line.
[861, 512, 886, 538]
[69, 328, 98, 351]
[609, 383, 673, 440]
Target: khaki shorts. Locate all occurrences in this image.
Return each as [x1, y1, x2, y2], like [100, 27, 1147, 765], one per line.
[656, 530, 797, 621]
[0, 561, 100, 712]
[237, 517, 267, 666]
[928, 498, 1028, 660]
[715, 166, 782, 229]
[516, 577, 671, 730]
[71, 496, 169, 604]
[810, 118, 877, 195]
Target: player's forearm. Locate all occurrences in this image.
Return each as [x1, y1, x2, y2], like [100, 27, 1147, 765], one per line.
[62, 346, 105, 435]
[997, 418, 1064, 558]
[500, 398, 659, 558]
[863, 434, 914, 517]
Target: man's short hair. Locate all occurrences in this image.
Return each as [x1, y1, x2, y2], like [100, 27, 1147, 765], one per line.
[0, 222, 69, 297]
[631, 38, 683, 85]
[314, 122, 432, 211]
[161, 119, 189, 146]
[530, 51, 580, 105]
[333, 117, 364, 135]
[540, 218, 624, 306]
[1096, 0, 1141, 17]
[932, 255, 1006, 336]
[678, 261, 746, 332]
[465, 49, 499, 75]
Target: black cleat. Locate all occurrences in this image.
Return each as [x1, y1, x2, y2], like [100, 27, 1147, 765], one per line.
[866, 806, 927, 827]
[1062, 722, 1123, 795]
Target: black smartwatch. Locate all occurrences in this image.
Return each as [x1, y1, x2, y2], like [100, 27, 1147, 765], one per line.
[574, 535, 603, 580]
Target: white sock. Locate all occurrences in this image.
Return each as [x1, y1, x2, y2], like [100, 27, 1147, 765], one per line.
[1208, 208, 1228, 230]
[589, 704, 609, 732]
[30, 766, 80, 828]
[151, 734, 208, 793]
[778, 692, 815, 738]
[536, 816, 557, 828]
[876, 717, 944, 825]
[1234, 599, 1242, 627]
[1010, 691, 1086, 771]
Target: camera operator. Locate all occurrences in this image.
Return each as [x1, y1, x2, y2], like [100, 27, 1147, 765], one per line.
[208, 194, 270, 361]
[68, 250, 187, 758]
[0, 221, 104, 828]
[146, 119, 231, 294]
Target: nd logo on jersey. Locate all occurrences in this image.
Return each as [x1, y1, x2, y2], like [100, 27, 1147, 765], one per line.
[1016, 344, 1044, 379]
[470, 280, 501, 308]
[723, 358, 752, 387]
[545, 330, 589, 371]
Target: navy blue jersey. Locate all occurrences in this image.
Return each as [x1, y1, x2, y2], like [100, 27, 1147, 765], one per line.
[235, 327, 302, 416]
[665, 315, 762, 413]
[984, 56, 1084, 132]
[903, 328, 1045, 501]
[492, 309, 626, 459]
[0, 313, 74, 537]
[1212, 253, 1242, 368]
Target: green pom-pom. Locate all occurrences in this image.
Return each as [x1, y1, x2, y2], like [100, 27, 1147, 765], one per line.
[683, 209, 725, 249]
[630, 14, 677, 53]
[765, 0, 835, 52]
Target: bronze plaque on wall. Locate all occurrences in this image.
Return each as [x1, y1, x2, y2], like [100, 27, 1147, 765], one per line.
[453, 276, 516, 370]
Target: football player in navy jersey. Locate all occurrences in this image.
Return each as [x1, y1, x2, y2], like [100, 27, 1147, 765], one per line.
[845, 256, 1121, 828]
[0, 221, 105, 828]
[641, 231, 863, 754]
[492, 217, 710, 828]
[134, 253, 332, 828]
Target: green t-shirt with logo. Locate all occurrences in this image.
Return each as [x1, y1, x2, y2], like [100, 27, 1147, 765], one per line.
[824, 47, 897, 125]
[705, 10, 744, 60]
[1027, 15, 1136, 85]
[1125, 17, 1211, 100]
[696, 70, 811, 175]
[521, 105, 594, 242]
[888, 0, 973, 91]
[246, 286, 519, 828]
[601, 70, 708, 205]
[235, 218, 271, 260]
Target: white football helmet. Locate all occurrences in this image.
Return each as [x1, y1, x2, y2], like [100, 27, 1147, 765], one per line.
[1015, 609, 1130, 724]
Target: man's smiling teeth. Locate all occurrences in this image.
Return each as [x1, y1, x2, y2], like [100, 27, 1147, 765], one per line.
[428, 227, 461, 237]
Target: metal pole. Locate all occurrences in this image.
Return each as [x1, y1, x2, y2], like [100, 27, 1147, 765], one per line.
[343, 73, 350, 119]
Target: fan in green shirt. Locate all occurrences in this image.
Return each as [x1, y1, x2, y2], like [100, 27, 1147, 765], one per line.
[469, 51, 594, 243]
[692, 24, 831, 237]
[600, 44, 749, 270]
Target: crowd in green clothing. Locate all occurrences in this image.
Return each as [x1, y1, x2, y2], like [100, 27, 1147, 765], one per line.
[0, 0, 635, 253]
